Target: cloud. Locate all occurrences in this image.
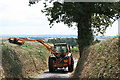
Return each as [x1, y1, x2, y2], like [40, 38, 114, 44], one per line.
[0, 0, 46, 26]
[0, 0, 77, 35]
[0, 0, 118, 36]
[0, 24, 77, 35]
[104, 20, 118, 36]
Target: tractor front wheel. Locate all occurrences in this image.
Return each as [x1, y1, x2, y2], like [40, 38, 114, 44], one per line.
[49, 57, 55, 72]
[68, 56, 74, 72]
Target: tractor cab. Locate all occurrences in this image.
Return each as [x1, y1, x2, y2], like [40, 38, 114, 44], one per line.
[49, 43, 74, 72]
[54, 43, 71, 57]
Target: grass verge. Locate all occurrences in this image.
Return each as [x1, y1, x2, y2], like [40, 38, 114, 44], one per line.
[1, 41, 49, 78]
[72, 36, 119, 78]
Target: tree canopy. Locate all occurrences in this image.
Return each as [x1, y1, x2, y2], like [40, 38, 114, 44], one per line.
[47, 38, 78, 47]
[29, 0, 120, 57]
[41, 2, 119, 33]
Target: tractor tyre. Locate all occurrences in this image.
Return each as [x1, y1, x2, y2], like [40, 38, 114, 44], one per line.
[68, 56, 74, 72]
[49, 57, 55, 72]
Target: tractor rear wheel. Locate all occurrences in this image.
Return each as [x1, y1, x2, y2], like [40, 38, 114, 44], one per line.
[49, 57, 55, 72]
[68, 56, 74, 72]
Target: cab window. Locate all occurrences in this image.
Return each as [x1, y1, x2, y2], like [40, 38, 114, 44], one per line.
[54, 45, 67, 53]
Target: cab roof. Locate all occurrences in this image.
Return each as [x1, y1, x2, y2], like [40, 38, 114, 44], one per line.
[54, 43, 68, 46]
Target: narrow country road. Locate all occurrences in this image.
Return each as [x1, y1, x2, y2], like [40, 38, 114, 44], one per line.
[35, 59, 78, 79]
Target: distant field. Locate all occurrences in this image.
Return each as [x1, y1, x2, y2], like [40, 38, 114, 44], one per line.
[0, 37, 8, 40]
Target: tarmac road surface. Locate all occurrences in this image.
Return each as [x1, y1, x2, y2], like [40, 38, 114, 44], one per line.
[34, 59, 78, 80]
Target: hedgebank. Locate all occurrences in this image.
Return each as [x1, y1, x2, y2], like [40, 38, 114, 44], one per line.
[1, 41, 49, 78]
[73, 36, 119, 78]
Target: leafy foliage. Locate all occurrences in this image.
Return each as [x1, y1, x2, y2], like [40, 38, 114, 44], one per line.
[29, 1, 120, 57]
[93, 39, 101, 44]
[41, 2, 119, 31]
[47, 38, 78, 47]
[73, 37, 119, 78]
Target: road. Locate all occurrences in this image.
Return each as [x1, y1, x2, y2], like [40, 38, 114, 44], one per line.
[35, 59, 78, 79]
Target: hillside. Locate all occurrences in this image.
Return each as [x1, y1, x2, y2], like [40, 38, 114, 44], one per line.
[1, 41, 49, 78]
[73, 36, 119, 78]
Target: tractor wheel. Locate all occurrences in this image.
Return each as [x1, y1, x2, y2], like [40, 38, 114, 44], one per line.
[68, 56, 74, 72]
[49, 57, 55, 72]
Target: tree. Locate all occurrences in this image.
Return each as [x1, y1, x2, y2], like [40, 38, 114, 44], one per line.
[29, 0, 120, 58]
[65, 38, 78, 48]
[47, 38, 56, 44]
[47, 38, 78, 47]
[93, 38, 101, 44]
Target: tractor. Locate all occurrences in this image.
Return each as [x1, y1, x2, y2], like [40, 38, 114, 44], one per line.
[8, 37, 74, 72]
[49, 43, 74, 72]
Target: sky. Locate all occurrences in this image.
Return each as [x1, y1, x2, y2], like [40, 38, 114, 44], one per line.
[0, 0, 119, 36]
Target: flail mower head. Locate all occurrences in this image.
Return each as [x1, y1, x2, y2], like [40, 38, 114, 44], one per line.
[8, 37, 25, 45]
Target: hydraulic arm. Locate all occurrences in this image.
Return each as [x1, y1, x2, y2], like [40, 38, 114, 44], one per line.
[8, 37, 61, 58]
[8, 37, 74, 72]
